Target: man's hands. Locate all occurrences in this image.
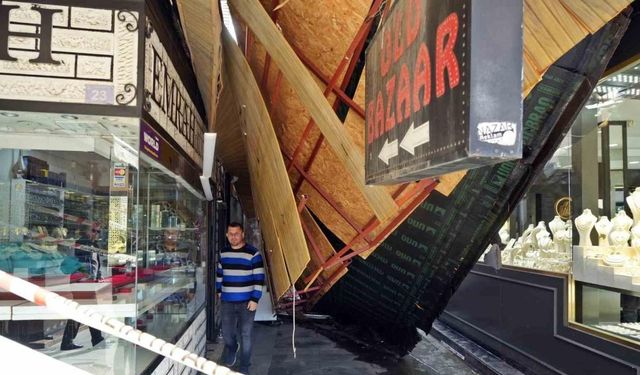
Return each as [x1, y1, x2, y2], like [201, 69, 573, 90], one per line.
[247, 301, 258, 311]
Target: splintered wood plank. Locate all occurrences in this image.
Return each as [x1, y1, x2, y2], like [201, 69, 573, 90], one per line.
[222, 29, 310, 299]
[229, 0, 398, 222]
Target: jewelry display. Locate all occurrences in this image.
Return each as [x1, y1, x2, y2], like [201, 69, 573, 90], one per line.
[548, 216, 565, 238]
[610, 229, 630, 247]
[626, 187, 640, 225]
[612, 210, 633, 231]
[575, 209, 597, 246]
[499, 227, 510, 245]
[501, 220, 571, 273]
[573, 210, 640, 293]
[631, 224, 640, 248]
[594, 216, 613, 246]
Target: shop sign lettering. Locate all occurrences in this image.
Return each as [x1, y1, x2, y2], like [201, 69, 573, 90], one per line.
[144, 23, 205, 167]
[365, 0, 523, 184]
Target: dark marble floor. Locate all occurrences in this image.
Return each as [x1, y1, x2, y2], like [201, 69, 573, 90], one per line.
[207, 319, 478, 375]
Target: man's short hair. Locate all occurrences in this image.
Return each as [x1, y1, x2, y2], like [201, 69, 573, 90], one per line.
[228, 222, 244, 232]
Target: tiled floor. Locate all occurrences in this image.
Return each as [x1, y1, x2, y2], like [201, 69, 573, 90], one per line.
[207, 319, 478, 375]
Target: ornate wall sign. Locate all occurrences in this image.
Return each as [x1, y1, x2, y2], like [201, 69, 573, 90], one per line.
[143, 19, 205, 167]
[0, 1, 139, 107]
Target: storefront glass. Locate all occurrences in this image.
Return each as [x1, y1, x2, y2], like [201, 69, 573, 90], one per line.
[0, 113, 207, 374]
[489, 60, 640, 346]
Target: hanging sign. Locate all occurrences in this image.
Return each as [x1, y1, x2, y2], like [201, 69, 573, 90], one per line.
[365, 0, 523, 184]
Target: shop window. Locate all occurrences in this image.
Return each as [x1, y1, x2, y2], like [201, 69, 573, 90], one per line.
[0, 114, 207, 374]
[489, 60, 640, 346]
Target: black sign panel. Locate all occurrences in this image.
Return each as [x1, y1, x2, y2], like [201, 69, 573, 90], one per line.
[365, 0, 523, 184]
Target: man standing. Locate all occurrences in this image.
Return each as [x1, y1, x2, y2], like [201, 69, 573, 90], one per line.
[216, 222, 265, 374]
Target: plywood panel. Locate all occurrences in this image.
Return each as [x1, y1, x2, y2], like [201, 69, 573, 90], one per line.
[214, 83, 253, 215]
[299, 207, 343, 282]
[229, 0, 398, 221]
[222, 29, 310, 299]
[175, 0, 222, 125]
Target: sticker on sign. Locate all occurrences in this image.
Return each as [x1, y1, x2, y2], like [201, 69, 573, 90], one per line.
[477, 122, 517, 146]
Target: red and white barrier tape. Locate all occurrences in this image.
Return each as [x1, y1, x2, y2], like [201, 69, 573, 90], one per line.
[0, 270, 239, 375]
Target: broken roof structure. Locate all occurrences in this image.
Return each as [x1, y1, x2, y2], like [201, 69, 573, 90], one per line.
[176, 0, 633, 352]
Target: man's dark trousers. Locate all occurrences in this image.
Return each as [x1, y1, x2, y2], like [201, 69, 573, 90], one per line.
[221, 301, 256, 373]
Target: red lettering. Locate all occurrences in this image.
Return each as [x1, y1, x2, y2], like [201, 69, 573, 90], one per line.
[381, 28, 393, 77]
[375, 91, 385, 139]
[406, 0, 421, 46]
[435, 12, 460, 98]
[393, 13, 405, 63]
[385, 76, 396, 131]
[413, 42, 431, 112]
[367, 101, 376, 144]
[396, 64, 411, 122]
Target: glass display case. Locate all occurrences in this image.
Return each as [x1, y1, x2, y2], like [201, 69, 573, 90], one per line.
[0, 114, 207, 374]
[489, 59, 640, 347]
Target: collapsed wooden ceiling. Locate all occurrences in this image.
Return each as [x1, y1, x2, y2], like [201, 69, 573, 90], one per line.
[179, 0, 633, 305]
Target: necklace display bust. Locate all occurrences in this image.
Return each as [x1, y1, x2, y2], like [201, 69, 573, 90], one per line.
[610, 229, 630, 247]
[499, 227, 510, 245]
[548, 216, 565, 239]
[631, 224, 640, 248]
[626, 187, 640, 225]
[595, 216, 613, 247]
[575, 209, 597, 246]
[612, 210, 633, 231]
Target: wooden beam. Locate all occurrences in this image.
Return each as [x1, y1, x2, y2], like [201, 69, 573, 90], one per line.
[175, 0, 222, 126]
[229, 0, 397, 221]
[222, 29, 310, 299]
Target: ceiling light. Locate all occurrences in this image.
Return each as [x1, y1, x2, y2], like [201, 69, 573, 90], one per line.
[630, 161, 640, 165]
[609, 143, 619, 147]
[0, 112, 18, 117]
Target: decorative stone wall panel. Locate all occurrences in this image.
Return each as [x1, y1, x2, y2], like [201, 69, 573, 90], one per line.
[0, 2, 139, 107]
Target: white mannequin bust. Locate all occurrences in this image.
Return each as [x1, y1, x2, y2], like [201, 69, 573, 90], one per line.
[594, 216, 613, 247]
[554, 229, 571, 253]
[631, 224, 640, 247]
[626, 187, 640, 225]
[610, 229, 630, 247]
[499, 227, 510, 245]
[548, 216, 565, 239]
[612, 210, 634, 231]
[575, 209, 597, 246]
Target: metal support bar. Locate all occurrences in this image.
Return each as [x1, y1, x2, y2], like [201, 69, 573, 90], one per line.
[290, 43, 365, 118]
[285, 0, 384, 174]
[291, 0, 384, 194]
[322, 179, 439, 269]
[331, 180, 439, 266]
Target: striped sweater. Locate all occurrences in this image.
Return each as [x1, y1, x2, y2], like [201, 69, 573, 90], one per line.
[216, 244, 265, 303]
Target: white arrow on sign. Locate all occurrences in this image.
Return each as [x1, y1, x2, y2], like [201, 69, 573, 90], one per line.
[378, 138, 398, 165]
[400, 121, 430, 155]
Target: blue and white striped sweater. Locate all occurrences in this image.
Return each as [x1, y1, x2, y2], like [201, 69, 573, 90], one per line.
[216, 244, 265, 303]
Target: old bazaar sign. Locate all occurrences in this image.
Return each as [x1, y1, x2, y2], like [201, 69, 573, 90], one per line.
[365, 0, 523, 184]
